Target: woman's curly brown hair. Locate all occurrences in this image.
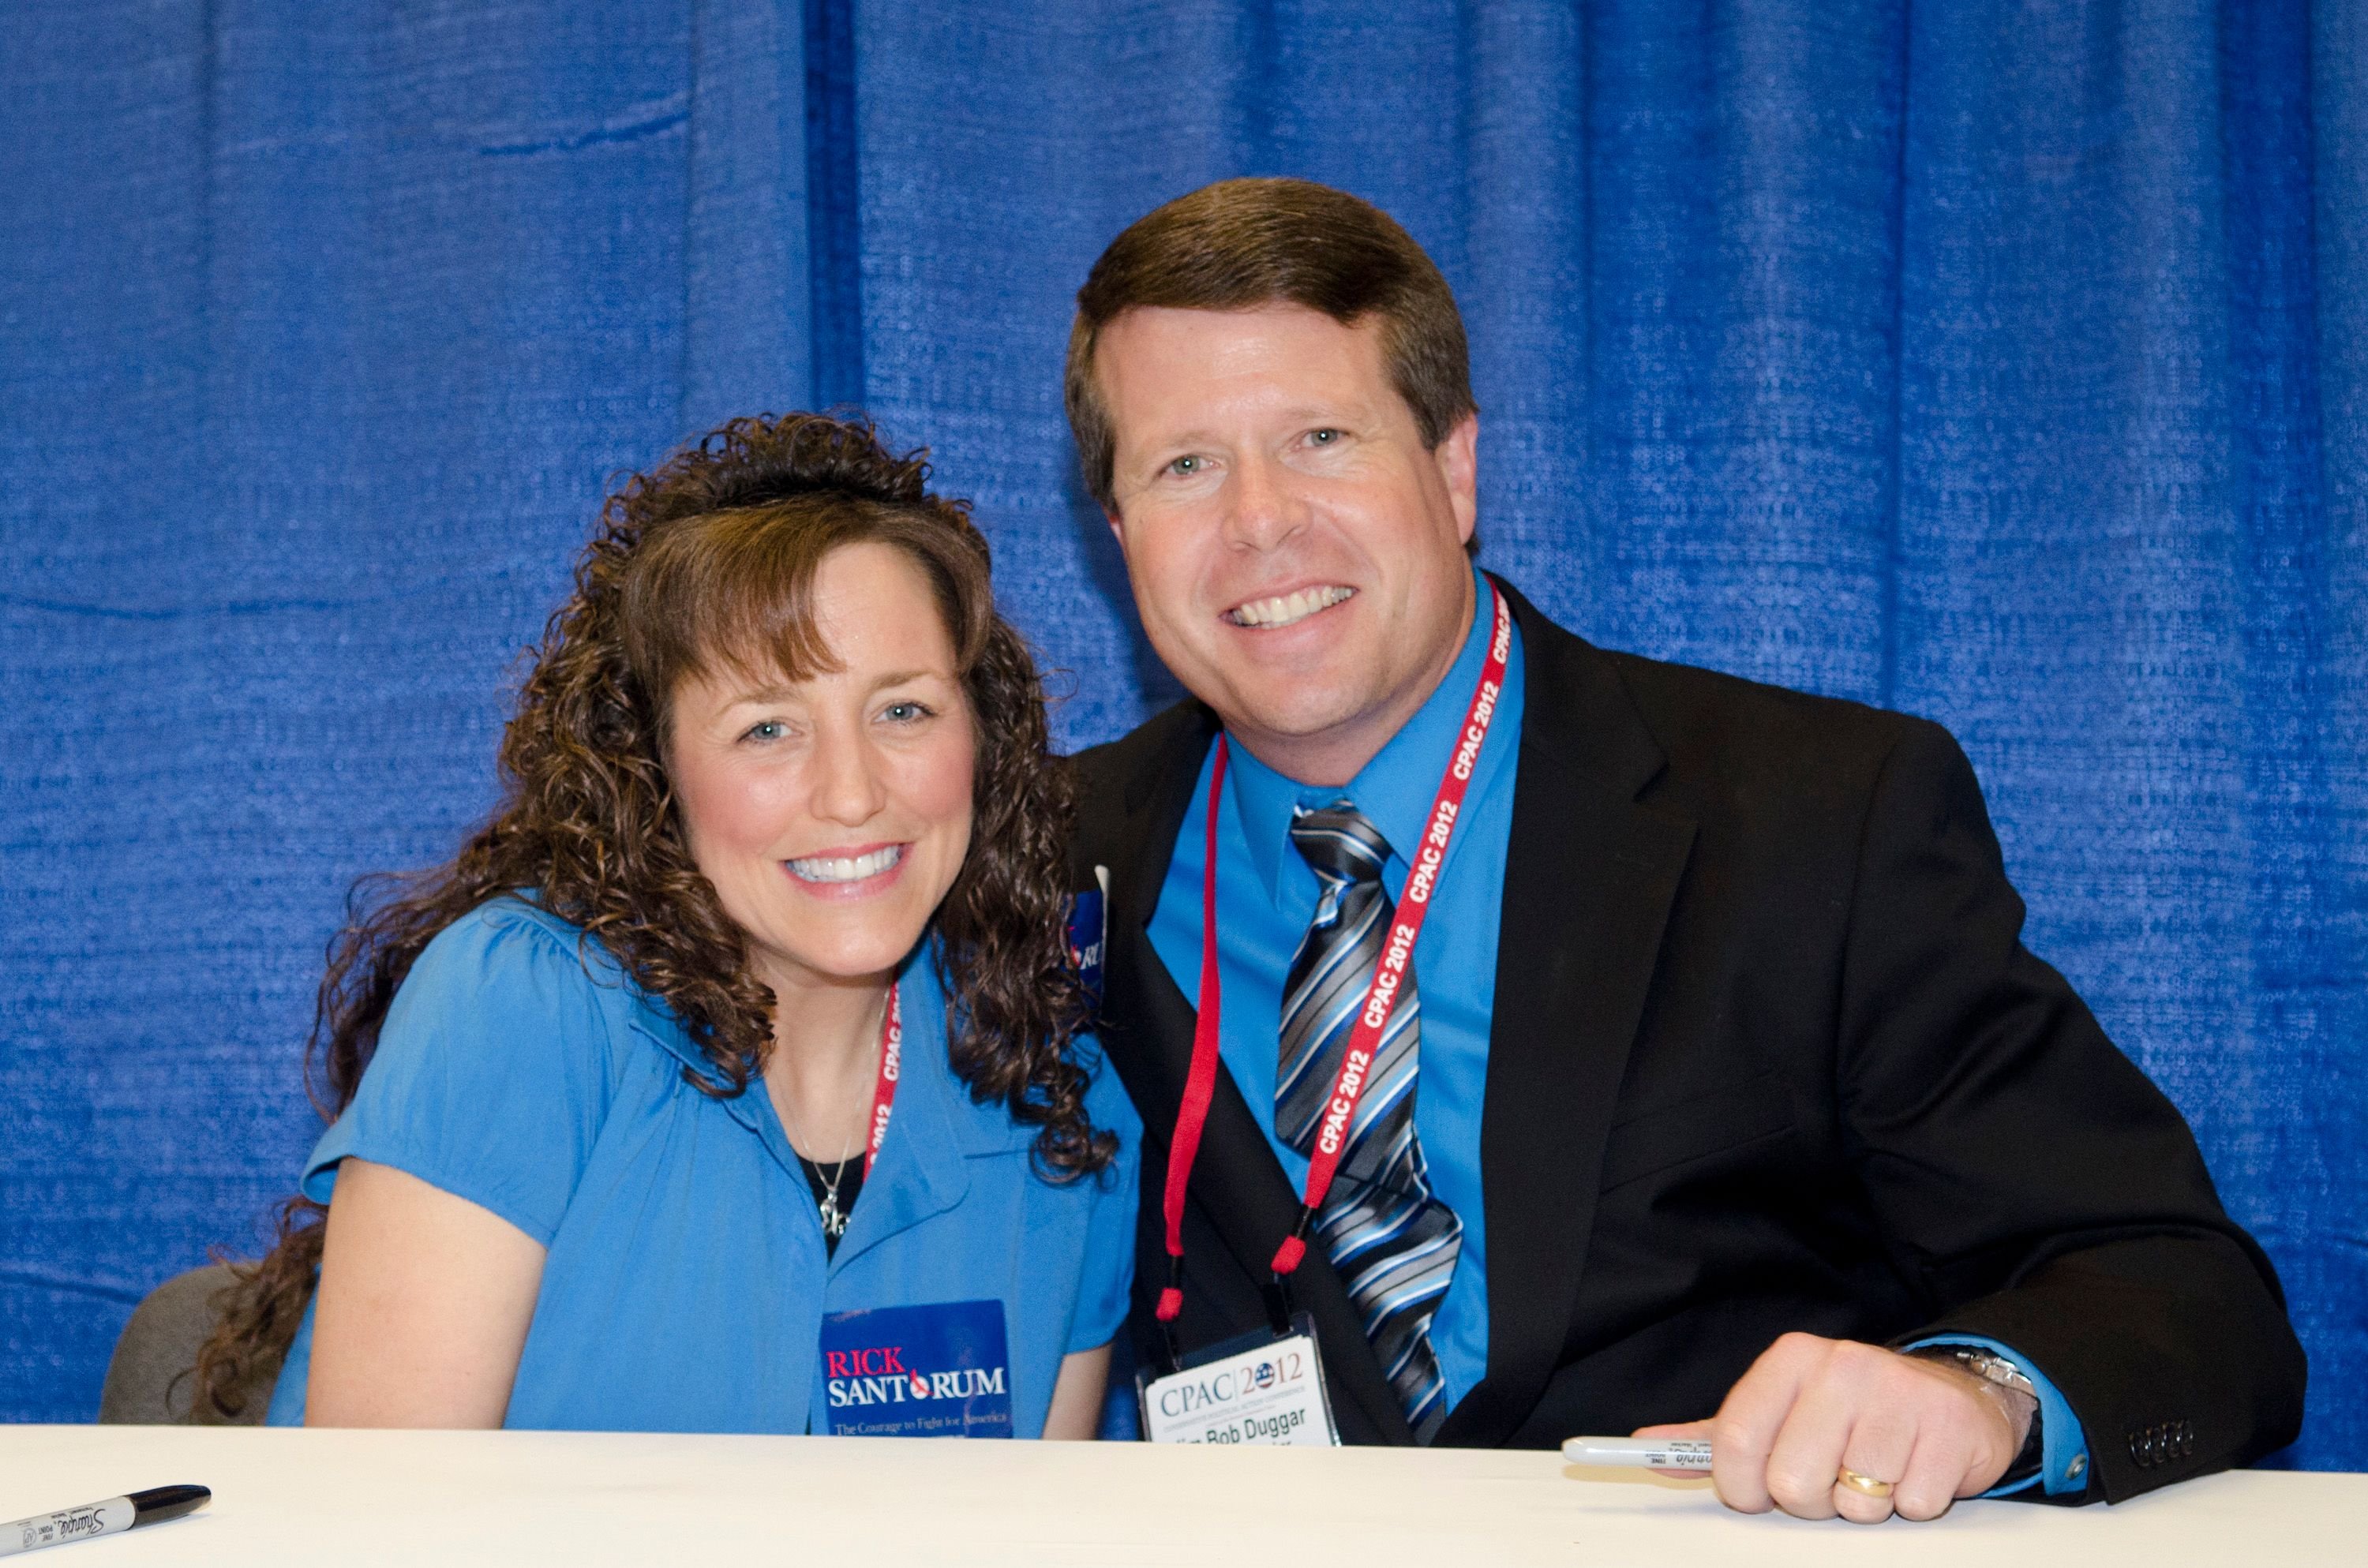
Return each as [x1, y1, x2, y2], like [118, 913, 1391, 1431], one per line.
[192, 412, 1113, 1417]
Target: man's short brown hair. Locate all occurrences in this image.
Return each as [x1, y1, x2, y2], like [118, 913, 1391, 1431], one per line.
[1064, 178, 1477, 514]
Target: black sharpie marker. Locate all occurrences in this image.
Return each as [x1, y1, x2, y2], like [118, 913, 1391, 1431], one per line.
[1, 1486, 210, 1557]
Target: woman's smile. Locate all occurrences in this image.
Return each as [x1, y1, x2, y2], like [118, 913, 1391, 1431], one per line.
[783, 841, 908, 892]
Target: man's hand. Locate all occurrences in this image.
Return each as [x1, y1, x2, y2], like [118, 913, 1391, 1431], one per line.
[1633, 1333, 2036, 1523]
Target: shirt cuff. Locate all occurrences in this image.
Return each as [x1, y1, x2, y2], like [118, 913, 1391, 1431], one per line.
[1902, 1335, 2091, 1498]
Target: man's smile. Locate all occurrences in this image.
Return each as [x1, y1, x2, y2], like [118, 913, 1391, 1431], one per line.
[1223, 584, 1355, 629]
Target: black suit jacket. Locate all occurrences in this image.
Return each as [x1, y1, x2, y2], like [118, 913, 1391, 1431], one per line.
[1068, 576, 2305, 1501]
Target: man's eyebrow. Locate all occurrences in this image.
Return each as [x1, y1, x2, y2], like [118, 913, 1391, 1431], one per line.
[1276, 401, 1362, 424]
[1136, 428, 1216, 459]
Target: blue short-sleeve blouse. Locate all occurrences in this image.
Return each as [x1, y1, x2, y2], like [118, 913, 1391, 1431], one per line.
[264, 896, 1140, 1436]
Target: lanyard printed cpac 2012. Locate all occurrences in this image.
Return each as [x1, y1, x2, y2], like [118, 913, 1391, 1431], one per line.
[863, 983, 902, 1176]
[1154, 582, 1512, 1328]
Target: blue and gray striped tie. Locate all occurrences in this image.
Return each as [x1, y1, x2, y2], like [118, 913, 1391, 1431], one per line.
[1279, 801, 1463, 1441]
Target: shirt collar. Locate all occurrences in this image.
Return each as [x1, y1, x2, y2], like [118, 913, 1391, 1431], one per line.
[1227, 565, 1504, 906]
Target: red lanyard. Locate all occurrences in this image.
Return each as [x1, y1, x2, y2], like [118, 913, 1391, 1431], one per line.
[863, 982, 902, 1177]
[1154, 584, 1512, 1323]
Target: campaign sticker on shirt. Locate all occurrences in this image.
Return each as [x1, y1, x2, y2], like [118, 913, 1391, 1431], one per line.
[1137, 1313, 1339, 1446]
[819, 1299, 1013, 1438]
[1066, 866, 1110, 1012]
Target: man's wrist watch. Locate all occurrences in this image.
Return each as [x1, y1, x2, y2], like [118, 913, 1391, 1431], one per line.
[1909, 1345, 2047, 1485]
[1933, 1345, 2039, 1399]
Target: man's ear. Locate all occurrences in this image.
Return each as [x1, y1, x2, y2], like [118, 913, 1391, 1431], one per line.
[1437, 413, 1479, 544]
[1103, 507, 1127, 554]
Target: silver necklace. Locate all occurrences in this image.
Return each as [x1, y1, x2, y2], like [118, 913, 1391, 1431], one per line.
[780, 1089, 860, 1240]
[779, 993, 886, 1242]
[809, 1149, 856, 1241]
[783, 1100, 859, 1241]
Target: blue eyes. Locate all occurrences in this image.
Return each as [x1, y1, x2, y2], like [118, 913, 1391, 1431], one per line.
[739, 703, 929, 744]
[1165, 432, 1339, 477]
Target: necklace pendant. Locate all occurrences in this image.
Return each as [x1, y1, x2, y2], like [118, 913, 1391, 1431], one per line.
[818, 1192, 845, 1239]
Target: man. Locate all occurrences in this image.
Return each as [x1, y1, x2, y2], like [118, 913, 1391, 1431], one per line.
[1062, 178, 2304, 1521]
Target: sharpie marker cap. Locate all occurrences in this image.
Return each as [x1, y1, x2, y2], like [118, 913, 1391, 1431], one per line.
[128, 1486, 211, 1525]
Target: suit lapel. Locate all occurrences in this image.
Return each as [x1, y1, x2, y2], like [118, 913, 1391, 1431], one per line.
[1098, 705, 1414, 1445]
[1434, 582, 1697, 1448]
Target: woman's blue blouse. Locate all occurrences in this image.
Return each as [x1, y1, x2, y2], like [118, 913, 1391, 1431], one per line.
[265, 897, 1139, 1436]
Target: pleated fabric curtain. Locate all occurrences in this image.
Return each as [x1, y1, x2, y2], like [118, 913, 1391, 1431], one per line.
[1, 0, 2359, 1469]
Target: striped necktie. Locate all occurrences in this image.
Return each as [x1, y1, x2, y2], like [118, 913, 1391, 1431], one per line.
[1279, 801, 1463, 1441]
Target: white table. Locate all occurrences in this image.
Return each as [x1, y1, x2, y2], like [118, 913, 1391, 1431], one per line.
[5, 1425, 2359, 1565]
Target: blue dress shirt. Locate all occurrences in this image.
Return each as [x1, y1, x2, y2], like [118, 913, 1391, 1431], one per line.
[266, 896, 1138, 1435]
[1148, 567, 1522, 1409]
[1148, 567, 2089, 1491]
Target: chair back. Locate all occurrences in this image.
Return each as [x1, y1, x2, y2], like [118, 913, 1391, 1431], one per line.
[99, 1263, 279, 1424]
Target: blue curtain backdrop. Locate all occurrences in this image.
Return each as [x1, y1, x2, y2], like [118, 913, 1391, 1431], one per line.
[2, 0, 2359, 1467]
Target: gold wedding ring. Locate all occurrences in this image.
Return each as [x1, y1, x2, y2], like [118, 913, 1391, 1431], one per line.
[1835, 1467, 1895, 1499]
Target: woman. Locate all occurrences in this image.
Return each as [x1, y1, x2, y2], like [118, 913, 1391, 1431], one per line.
[195, 413, 1137, 1438]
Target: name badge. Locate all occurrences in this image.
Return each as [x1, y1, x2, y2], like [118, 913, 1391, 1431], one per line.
[1137, 1312, 1340, 1446]
[819, 1299, 1013, 1438]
